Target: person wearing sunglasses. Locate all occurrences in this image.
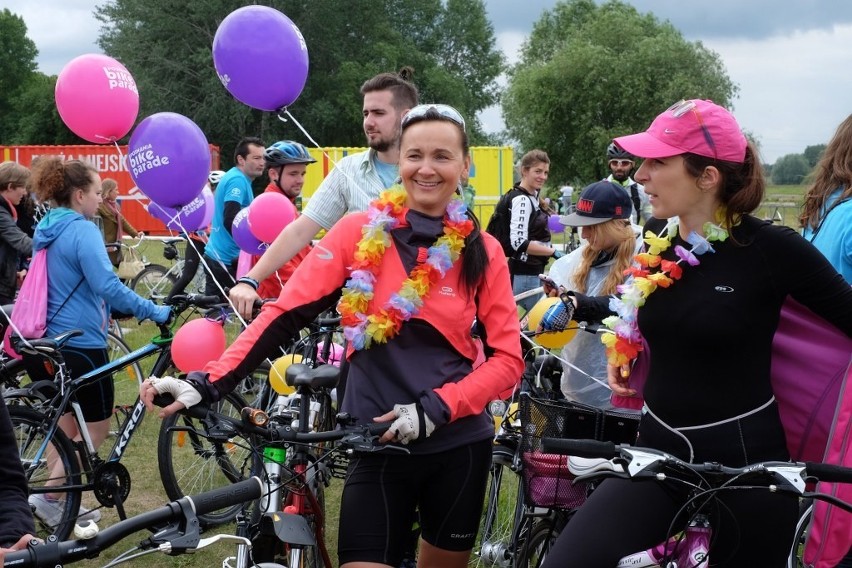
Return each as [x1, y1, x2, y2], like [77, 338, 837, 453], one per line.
[229, 69, 419, 321]
[144, 103, 523, 568]
[540, 99, 852, 567]
[605, 142, 651, 225]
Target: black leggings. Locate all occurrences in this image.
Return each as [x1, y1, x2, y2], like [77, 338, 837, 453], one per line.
[542, 403, 799, 567]
[24, 346, 112, 421]
[166, 238, 205, 302]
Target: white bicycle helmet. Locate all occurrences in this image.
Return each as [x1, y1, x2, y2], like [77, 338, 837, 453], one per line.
[208, 170, 226, 185]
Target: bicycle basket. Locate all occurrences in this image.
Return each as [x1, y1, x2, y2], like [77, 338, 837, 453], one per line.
[519, 394, 600, 509]
[518, 394, 641, 510]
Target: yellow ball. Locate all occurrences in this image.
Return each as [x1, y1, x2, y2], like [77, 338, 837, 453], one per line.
[269, 354, 304, 395]
[526, 296, 578, 349]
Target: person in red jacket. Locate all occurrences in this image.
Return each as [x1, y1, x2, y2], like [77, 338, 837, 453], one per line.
[142, 104, 524, 568]
[240, 141, 317, 300]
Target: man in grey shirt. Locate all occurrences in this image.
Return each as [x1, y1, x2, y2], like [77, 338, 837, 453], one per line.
[229, 70, 419, 319]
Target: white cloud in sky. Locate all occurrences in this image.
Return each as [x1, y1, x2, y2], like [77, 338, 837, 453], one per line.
[6, 0, 851, 163]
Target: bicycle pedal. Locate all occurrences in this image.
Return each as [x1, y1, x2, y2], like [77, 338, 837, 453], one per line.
[328, 452, 350, 479]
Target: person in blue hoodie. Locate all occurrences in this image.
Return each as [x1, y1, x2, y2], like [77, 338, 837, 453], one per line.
[24, 157, 170, 529]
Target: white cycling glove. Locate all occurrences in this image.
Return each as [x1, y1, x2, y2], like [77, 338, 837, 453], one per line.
[147, 376, 202, 409]
[388, 403, 436, 445]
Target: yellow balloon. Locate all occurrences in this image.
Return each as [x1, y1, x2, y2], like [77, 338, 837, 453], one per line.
[269, 353, 304, 395]
[526, 296, 578, 349]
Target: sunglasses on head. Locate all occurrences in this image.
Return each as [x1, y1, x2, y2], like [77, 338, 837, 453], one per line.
[609, 159, 633, 168]
[402, 104, 466, 131]
[667, 99, 717, 159]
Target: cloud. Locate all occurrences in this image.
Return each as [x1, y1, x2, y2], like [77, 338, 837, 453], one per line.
[6, 0, 102, 76]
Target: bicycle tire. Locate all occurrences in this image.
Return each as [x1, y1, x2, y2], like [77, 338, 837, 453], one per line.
[129, 264, 176, 301]
[157, 392, 261, 527]
[788, 499, 813, 568]
[516, 517, 562, 568]
[8, 405, 82, 541]
[106, 331, 144, 426]
[474, 443, 525, 568]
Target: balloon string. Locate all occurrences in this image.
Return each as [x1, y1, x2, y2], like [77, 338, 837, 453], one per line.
[282, 109, 378, 201]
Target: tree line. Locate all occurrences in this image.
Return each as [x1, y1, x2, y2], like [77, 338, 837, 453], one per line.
[0, 0, 826, 186]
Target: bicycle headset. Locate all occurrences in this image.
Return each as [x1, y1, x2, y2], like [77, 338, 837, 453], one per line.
[264, 140, 317, 167]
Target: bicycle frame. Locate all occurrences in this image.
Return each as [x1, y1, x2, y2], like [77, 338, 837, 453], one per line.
[26, 334, 174, 497]
[617, 515, 711, 567]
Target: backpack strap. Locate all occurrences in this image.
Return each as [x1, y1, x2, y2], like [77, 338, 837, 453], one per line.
[45, 277, 84, 327]
[808, 196, 850, 243]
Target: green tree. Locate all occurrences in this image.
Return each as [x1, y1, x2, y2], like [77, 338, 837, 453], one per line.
[502, 0, 738, 185]
[803, 144, 826, 168]
[771, 153, 810, 185]
[0, 9, 38, 136]
[95, 0, 503, 168]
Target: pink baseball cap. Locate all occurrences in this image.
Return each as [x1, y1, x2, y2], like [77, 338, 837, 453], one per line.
[614, 99, 747, 163]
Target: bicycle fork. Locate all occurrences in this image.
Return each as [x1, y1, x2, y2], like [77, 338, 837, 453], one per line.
[617, 515, 711, 568]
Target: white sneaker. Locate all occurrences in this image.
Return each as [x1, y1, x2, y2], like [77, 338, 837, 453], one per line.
[78, 505, 101, 523]
[28, 494, 65, 528]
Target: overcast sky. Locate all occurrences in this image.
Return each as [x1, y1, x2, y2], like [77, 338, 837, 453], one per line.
[7, 0, 852, 163]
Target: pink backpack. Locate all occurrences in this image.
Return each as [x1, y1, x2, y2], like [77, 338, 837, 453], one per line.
[3, 248, 50, 359]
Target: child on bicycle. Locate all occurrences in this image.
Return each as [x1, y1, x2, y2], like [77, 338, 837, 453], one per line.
[540, 100, 852, 566]
[543, 179, 642, 409]
[25, 158, 171, 528]
[143, 104, 525, 568]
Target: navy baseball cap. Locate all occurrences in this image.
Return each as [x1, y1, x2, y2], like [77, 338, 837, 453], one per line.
[559, 181, 632, 227]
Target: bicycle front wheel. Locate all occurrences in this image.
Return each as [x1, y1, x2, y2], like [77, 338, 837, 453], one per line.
[157, 392, 261, 527]
[516, 518, 563, 568]
[789, 499, 813, 568]
[473, 443, 525, 568]
[130, 264, 176, 301]
[9, 405, 82, 541]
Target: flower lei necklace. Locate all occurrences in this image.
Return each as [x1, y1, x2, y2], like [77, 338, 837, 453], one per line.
[337, 186, 474, 350]
[601, 218, 728, 368]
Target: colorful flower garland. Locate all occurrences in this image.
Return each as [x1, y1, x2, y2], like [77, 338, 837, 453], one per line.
[601, 219, 728, 368]
[337, 186, 474, 350]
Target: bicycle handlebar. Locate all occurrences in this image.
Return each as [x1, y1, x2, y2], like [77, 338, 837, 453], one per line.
[3, 477, 263, 567]
[541, 438, 852, 487]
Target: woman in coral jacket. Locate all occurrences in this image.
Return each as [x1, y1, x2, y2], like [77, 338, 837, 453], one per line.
[142, 104, 524, 568]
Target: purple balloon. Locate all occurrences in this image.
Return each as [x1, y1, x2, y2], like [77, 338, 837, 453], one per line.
[213, 6, 309, 111]
[200, 186, 214, 229]
[548, 214, 564, 233]
[128, 112, 210, 208]
[147, 186, 213, 232]
[232, 208, 266, 255]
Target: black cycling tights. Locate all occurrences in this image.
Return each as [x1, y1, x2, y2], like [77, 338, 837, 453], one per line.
[166, 239, 204, 303]
[541, 469, 798, 567]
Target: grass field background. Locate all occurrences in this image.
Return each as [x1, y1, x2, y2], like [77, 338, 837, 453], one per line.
[59, 185, 807, 566]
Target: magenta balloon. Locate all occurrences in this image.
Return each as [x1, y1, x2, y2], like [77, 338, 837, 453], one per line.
[55, 54, 139, 144]
[247, 192, 297, 243]
[212, 6, 309, 111]
[147, 189, 209, 232]
[232, 208, 266, 255]
[128, 113, 210, 208]
[199, 186, 214, 229]
[548, 214, 564, 233]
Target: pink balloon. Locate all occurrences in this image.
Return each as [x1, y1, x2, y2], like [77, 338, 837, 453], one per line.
[548, 214, 564, 233]
[232, 208, 266, 255]
[316, 342, 344, 367]
[172, 318, 226, 373]
[247, 192, 296, 243]
[55, 54, 139, 144]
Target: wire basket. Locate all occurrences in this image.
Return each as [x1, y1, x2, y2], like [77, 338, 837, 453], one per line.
[519, 393, 640, 510]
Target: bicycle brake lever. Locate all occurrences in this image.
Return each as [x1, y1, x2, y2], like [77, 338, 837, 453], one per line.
[193, 534, 252, 551]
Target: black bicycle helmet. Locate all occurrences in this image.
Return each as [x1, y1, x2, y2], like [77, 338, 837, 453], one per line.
[264, 140, 316, 166]
[607, 142, 634, 161]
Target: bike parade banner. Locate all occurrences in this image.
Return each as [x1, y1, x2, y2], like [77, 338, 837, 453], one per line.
[1, 144, 513, 235]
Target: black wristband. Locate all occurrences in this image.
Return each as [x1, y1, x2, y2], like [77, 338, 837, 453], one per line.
[237, 276, 259, 291]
